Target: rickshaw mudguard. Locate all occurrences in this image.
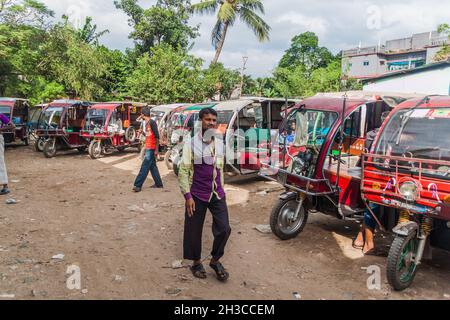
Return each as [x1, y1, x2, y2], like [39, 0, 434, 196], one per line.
[392, 221, 419, 237]
[279, 191, 297, 201]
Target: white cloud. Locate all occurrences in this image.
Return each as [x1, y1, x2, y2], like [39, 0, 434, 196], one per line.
[39, 0, 450, 77]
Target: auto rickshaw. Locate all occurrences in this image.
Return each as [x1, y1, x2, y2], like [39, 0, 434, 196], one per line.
[0, 97, 30, 145]
[80, 102, 146, 159]
[165, 103, 218, 172]
[259, 91, 421, 241]
[35, 100, 91, 158]
[362, 95, 450, 291]
[216, 97, 300, 177]
[150, 103, 190, 161]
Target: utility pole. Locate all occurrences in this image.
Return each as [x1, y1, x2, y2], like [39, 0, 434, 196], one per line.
[239, 56, 248, 98]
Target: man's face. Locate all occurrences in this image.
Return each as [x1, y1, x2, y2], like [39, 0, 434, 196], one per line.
[201, 113, 217, 131]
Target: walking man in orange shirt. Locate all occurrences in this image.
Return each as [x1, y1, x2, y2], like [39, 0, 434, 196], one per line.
[133, 108, 163, 192]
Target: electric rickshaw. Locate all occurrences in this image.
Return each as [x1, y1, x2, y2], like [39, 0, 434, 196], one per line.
[0, 97, 30, 145]
[259, 91, 421, 241]
[362, 95, 450, 291]
[165, 103, 218, 172]
[35, 100, 91, 158]
[217, 98, 300, 178]
[80, 102, 146, 159]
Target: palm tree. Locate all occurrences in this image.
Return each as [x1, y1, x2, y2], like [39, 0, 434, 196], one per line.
[191, 0, 271, 64]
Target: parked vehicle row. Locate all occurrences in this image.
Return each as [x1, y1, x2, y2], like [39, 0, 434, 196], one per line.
[259, 92, 450, 291]
[2, 93, 449, 291]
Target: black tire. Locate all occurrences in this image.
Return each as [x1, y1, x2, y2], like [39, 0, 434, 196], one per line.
[23, 137, 29, 146]
[77, 146, 87, 153]
[270, 195, 308, 240]
[386, 232, 419, 291]
[43, 139, 57, 158]
[88, 140, 102, 159]
[34, 138, 45, 152]
[117, 146, 126, 152]
[164, 149, 174, 170]
[125, 127, 136, 142]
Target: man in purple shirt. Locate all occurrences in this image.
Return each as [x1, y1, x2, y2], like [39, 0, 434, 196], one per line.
[178, 108, 231, 282]
[0, 113, 11, 195]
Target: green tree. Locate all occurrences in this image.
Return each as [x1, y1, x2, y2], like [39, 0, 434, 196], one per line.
[126, 43, 205, 104]
[435, 23, 450, 62]
[115, 0, 197, 55]
[202, 62, 240, 100]
[278, 32, 334, 74]
[40, 22, 110, 100]
[191, 0, 271, 63]
[0, 0, 53, 27]
[73, 16, 109, 45]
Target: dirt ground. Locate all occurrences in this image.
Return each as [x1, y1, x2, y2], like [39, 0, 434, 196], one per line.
[0, 145, 449, 300]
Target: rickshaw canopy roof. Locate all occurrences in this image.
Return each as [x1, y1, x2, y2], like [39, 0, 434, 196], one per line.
[0, 97, 28, 106]
[214, 97, 302, 112]
[105, 101, 147, 107]
[152, 104, 190, 113]
[394, 95, 450, 110]
[183, 103, 218, 112]
[314, 91, 424, 108]
[48, 100, 91, 108]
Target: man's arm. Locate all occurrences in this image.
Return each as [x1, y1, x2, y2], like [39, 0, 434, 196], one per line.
[178, 139, 193, 200]
[150, 120, 160, 153]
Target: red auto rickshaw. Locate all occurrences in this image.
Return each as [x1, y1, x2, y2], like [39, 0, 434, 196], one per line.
[0, 97, 30, 145]
[35, 100, 91, 158]
[362, 95, 450, 291]
[80, 102, 146, 159]
[259, 91, 420, 240]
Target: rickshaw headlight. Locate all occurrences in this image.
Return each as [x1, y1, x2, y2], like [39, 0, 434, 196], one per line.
[399, 181, 419, 201]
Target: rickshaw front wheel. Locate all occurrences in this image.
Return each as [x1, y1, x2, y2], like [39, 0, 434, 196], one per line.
[43, 139, 57, 158]
[34, 138, 45, 152]
[270, 196, 308, 240]
[386, 231, 419, 291]
[88, 140, 103, 159]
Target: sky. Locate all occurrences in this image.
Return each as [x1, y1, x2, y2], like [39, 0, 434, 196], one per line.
[40, 0, 450, 77]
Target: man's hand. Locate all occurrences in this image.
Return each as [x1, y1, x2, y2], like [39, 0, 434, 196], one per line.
[185, 198, 196, 217]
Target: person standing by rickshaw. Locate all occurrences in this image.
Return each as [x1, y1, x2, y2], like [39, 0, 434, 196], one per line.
[0, 113, 11, 195]
[132, 108, 164, 192]
[353, 111, 390, 255]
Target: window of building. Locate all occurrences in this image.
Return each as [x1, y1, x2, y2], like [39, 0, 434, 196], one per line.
[363, 61, 370, 66]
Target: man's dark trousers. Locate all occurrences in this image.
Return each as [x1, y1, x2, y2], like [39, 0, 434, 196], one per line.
[134, 149, 163, 188]
[184, 194, 231, 261]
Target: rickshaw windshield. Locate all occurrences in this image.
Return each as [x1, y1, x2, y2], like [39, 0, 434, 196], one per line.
[281, 109, 338, 148]
[40, 107, 64, 129]
[150, 111, 165, 123]
[0, 106, 11, 120]
[375, 107, 450, 177]
[84, 108, 109, 130]
[217, 111, 234, 125]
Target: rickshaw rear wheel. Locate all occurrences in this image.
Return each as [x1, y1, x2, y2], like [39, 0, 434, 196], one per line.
[43, 139, 57, 158]
[34, 138, 45, 152]
[386, 231, 419, 291]
[88, 140, 103, 159]
[270, 196, 308, 240]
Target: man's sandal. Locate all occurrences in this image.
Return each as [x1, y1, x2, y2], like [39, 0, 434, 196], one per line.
[190, 263, 207, 279]
[209, 262, 229, 282]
